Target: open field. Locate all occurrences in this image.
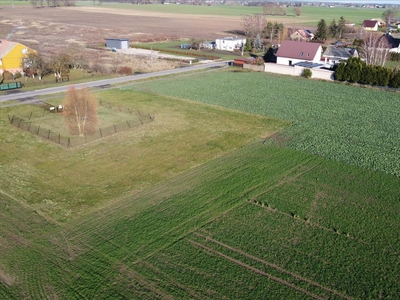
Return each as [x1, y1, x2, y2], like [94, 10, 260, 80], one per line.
[1, 143, 399, 298]
[1, 3, 400, 299]
[129, 69, 400, 176]
[0, 88, 287, 221]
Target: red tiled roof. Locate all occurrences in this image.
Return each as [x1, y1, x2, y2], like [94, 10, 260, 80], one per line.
[276, 41, 322, 61]
[362, 20, 378, 28]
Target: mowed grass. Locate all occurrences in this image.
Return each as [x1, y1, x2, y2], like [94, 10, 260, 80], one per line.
[127, 69, 400, 176]
[0, 89, 287, 221]
[1, 144, 399, 299]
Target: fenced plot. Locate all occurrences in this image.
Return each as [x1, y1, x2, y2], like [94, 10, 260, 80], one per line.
[8, 101, 154, 148]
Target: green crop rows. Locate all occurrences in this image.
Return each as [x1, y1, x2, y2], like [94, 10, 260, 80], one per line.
[127, 69, 400, 176]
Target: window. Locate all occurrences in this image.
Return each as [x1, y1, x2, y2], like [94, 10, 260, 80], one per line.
[300, 52, 303, 56]
[307, 53, 310, 57]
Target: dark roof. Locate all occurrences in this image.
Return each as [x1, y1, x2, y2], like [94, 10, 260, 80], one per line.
[383, 33, 400, 48]
[323, 45, 357, 59]
[362, 20, 378, 28]
[276, 41, 322, 61]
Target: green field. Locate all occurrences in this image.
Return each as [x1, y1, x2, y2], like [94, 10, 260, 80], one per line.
[1, 61, 400, 298]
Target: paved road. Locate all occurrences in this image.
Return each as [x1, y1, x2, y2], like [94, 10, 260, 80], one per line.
[0, 61, 229, 103]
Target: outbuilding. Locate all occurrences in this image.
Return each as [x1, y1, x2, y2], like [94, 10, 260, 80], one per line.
[105, 38, 130, 50]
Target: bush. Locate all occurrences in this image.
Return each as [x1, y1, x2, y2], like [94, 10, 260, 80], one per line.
[2, 70, 14, 80]
[302, 68, 312, 79]
[118, 66, 133, 75]
[14, 71, 22, 79]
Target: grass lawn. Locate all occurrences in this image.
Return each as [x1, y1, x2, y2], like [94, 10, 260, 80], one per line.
[0, 89, 288, 221]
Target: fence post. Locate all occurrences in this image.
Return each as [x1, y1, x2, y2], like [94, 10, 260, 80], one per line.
[68, 137, 71, 148]
[37, 125, 40, 135]
[138, 116, 143, 125]
[113, 124, 117, 133]
[18, 118, 22, 128]
[128, 108, 132, 115]
[29, 111, 33, 120]
[58, 134, 61, 144]
[126, 120, 130, 128]
[48, 129, 51, 139]
[99, 128, 102, 138]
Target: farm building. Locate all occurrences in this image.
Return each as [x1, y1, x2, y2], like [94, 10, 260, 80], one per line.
[105, 38, 130, 50]
[0, 40, 35, 75]
[276, 41, 323, 66]
[215, 37, 246, 52]
[362, 20, 379, 31]
[233, 57, 255, 67]
[322, 45, 358, 67]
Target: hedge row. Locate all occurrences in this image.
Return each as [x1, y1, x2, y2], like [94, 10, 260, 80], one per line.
[334, 57, 400, 88]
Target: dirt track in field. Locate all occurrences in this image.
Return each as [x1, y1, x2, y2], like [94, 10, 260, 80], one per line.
[0, 5, 243, 50]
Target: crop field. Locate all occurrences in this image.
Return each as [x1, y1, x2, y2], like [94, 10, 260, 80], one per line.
[1, 143, 399, 299]
[127, 69, 400, 176]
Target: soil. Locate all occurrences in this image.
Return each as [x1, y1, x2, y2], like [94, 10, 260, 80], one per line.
[0, 5, 243, 73]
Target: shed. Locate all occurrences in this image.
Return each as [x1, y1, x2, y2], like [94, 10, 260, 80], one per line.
[105, 38, 130, 50]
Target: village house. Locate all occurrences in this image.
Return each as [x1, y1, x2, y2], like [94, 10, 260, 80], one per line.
[362, 20, 379, 31]
[0, 40, 35, 75]
[215, 37, 246, 52]
[322, 45, 358, 68]
[290, 29, 314, 42]
[276, 40, 323, 66]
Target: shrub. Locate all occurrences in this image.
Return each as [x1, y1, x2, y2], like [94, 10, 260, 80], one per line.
[253, 57, 265, 66]
[302, 68, 312, 79]
[2, 70, 14, 80]
[14, 71, 22, 79]
[389, 67, 400, 88]
[118, 66, 133, 75]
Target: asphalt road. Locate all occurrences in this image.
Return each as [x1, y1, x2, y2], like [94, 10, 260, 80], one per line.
[0, 61, 229, 103]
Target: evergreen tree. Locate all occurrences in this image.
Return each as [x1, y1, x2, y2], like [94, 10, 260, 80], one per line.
[334, 62, 346, 81]
[389, 66, 400, 88]
[337, 16, 346, 39]
[328, 19, 338, 38]
[314, 19, 328, 41]
[345, 57, 364, 83]
[254, 34, 262, 50]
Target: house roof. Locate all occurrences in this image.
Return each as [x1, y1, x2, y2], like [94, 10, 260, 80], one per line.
[362, 20, 378, 28]
[383, 33, 400, 48]
[276, 41, 322, 61]
[323, 45, 357, 59]
[0, 40, 18, 59]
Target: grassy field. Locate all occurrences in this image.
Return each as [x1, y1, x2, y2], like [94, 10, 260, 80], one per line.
[1, 143, 399, 299]
[0, 88, 287, 221]
[127, 68, 400, 176]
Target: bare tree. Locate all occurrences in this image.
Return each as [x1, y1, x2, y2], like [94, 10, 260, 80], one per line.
[382, 8, 399, 29]
[49, 52, 71, 81]
[294, 7, 302, 17]
[241, 14, 265, 40]
[362, 32, 390, 67]
[63, 86, 98, 137]
[30, 0, 39, 8]
[23, 50, 49, 80]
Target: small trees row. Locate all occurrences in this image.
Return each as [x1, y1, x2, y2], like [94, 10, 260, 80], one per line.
[334, 57, 400, 88]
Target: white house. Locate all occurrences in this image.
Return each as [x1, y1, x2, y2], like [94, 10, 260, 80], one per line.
[276, 41, 323, 66]
[215, 37, 246, 52]
[362, 20, 379, 31]
[322, 45, 358, 67]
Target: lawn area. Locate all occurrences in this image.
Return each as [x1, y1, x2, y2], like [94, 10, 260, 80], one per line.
[0, 88, 287, 221]
[127, 69, 400, 176]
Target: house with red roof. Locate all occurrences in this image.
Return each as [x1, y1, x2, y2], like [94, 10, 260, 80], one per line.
[362, 20, 379, 31]
[276, 41, 323, 66]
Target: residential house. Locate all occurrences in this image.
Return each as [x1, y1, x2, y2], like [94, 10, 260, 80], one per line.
[362, 20, 379, 31]
[322, 45, 358, 67]
[381, 33, 400, 53]
[215, 37, 246, 52]
[0, 40, 35, 75]
[276, 40, 323, 66]
[290, 29, 314, 41]
[105, 38, 130, 50]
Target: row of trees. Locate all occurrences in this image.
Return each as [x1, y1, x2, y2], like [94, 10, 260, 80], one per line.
[314, 17, 347, 41]
[334, 57, 400, 88]
[30, 0, 75, 7]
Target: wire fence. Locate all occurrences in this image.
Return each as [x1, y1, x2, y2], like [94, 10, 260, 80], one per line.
[9, 102, 154, 148]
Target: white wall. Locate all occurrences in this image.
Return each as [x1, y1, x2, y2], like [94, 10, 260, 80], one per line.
[264, 63, 334, 81]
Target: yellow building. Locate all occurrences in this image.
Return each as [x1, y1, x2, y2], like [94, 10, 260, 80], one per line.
[0, 40, 35, 75]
